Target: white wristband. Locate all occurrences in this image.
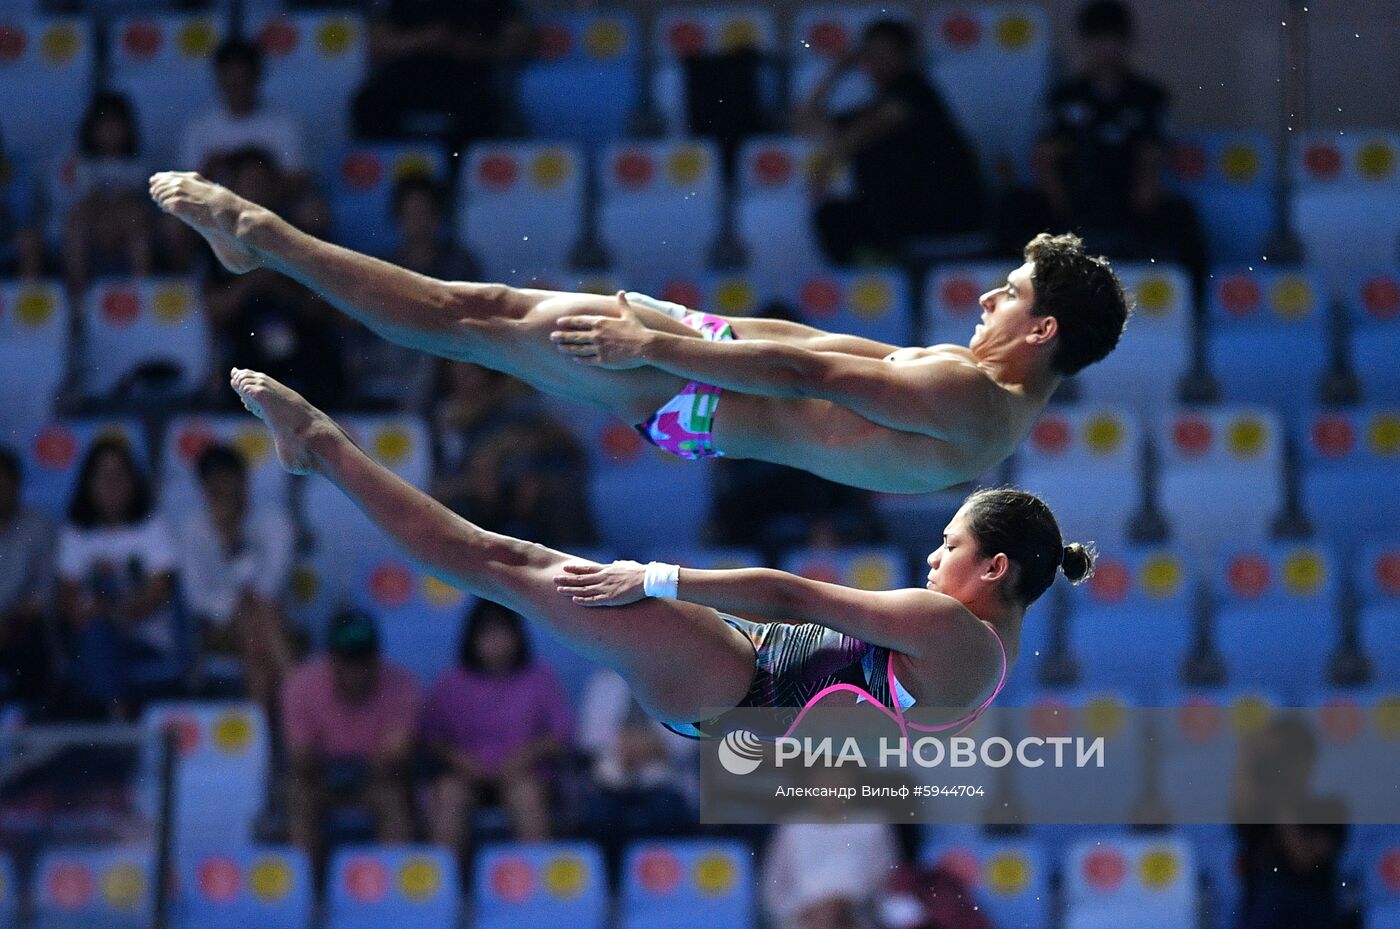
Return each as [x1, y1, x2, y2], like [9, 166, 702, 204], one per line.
[643, 562, 680, 599]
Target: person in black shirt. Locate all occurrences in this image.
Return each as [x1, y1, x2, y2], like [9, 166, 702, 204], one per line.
[995, 0, 1206, 288]
[352, 0, 531, 154]
[797, 19, 986, 265]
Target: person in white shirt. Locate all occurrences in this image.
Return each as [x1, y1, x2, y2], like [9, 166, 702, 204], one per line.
[178, 39, 307, 182]
[761, 811, 900, 929]
[177, 443, 294, 713]
[58, 437, 179, 716]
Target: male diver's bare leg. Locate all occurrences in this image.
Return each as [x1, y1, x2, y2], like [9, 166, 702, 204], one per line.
[150, 171, 691, 421]
[229, 368, 755, 724]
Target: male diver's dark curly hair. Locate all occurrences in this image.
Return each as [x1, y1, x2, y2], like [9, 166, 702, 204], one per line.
[1024, 232, 1131, 376]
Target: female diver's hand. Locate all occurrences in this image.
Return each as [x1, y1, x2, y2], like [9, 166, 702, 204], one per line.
[553, 560, 648, 606]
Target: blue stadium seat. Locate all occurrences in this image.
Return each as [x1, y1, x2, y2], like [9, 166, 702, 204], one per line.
[141, 702, 271, 852]
[1359, 544, 1400, 687]
[922, 262, 1005, 346]
[1, 145, 40, 263]
[1297, 407, 1400, 545]
[247, 12, 367, 165]
[174, 847, 313, 929]
[1304, 686, 1394, 810]
[458, 142, 585, 281]
[920, 834, 1050, 929]
[0, 851, 16, 928]
[108, 14, 225, 167]
[1290, 132, 1400, 293]
[0, 17, 94, 166]
[791, 6, 916, 117]
[1345, 271, 1400, 402]
[734, 137, 829, 295]
[1362, 829, 1400, 928]
[1162, 685, 1284, 825]
[348, 553, 470, 686]
[300, 415, 431, 562]
[0, 281, 68, 440]
[473, 842, 607, 929]
[326, 845, 458, 929]
[1063, 833, 1199, 929]
[925, 5, 1051, 180]
[1210, 544, 1340, 701]
[781, 546, 909, 590]
[645, 271, 766, 319]
[159, 414, 291, 519]
[1204, 268, 1329, 406]
[1153, 407, 1285, 559]
[328, 143, 449, 256]
[778, 269, 914, 345]
[1003, 689, 1147, 825]
[18, 418, 148, 518]
[597, 139, 723, 288]
[1075, 263, 1193, 415]
[1066, 547, 1196, 702]
[619, 839, 754, 929]
[32, 846, 154, 929]
[1014, 406, 1143, 549]
[648, 546, 762, 570]
[78, 278, 210, 400]
[1168, 132, 1277, 264]
[519, 13, 641, 146]
[650, 8, 778, 136]
[588, 451, 712, 553]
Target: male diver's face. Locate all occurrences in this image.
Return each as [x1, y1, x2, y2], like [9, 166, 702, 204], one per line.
[970, 261, 1040, 358]
[926, 506, 993, 602]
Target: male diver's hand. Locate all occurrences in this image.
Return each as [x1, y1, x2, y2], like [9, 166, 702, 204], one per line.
[554, 560, 648, 606]
[550, 292, 653, 369]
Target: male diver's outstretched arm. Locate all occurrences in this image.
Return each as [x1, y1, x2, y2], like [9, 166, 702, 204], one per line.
[555, 561, 974, 658]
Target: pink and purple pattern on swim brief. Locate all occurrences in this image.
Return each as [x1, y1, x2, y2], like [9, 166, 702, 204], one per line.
[634, 311, 733, 460]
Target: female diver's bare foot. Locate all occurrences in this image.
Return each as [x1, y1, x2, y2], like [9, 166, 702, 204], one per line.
[229, 368, 340, 475]
[149, 171, 264, 274]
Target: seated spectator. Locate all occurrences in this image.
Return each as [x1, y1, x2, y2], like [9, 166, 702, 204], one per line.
[0, 446, 57, 706]
[430, 361, 595, 547]
[283, 609, 420, 862]
[795, 19, 985, 265]
[347, 176, 473, 410]
[62, 92, 155, 292]
[179, 39, 308, 184]
[576, 668, 696, 865]
[56, 437, 179, 717]
[176, 444, 293, 715]
[352, 0, 531, 153]
[762, 817, 901, 929]
[203, 148, 347, 405]
[993, 0, 1206, 289]
[422, 601, 571, 859]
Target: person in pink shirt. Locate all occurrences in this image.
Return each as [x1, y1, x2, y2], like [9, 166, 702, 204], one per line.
[421, 601, 571, 859]
[282, 609, 421, 862]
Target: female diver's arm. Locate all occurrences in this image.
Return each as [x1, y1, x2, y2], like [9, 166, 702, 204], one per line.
[554, 561, 969, 657]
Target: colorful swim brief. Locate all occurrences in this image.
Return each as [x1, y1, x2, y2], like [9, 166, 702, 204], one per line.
[634, 310, 734, 460]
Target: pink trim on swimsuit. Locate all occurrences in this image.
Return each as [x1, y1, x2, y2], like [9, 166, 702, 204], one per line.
[780, 622, 1009, 743]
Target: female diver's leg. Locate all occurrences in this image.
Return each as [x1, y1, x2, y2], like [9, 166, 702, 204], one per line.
[229, 368, 754, 725]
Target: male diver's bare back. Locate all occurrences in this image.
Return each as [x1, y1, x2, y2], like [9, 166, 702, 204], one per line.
[714, 345, 1045, 493]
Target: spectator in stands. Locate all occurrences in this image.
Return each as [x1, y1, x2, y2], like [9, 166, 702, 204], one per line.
[1232, 714, 1351, 929]
[993, 0, 1206, 288]
[762, 814, 901, 928]
[348, 175, 473, 410]
[576, 667, 697, 865]
[179, 39, 308, 184]
[283, 608, 420, 860]
[63, 92, 154, 293]
[56, 437, 179, 717]
[203, 148, 347, 405]
[352, 0, 531, 154]
[0, 447, 57, 705]
[176, 444, 293, 716]
[422, 600, 571, 859]
[796, 19, 986, 265]
[430, 361, 595, 547]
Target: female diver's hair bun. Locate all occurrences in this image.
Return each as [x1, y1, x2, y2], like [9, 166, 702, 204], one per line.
[1060, 542, 1096, 584]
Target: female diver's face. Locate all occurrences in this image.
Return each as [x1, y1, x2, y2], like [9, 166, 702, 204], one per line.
[925, 506, 995, 604]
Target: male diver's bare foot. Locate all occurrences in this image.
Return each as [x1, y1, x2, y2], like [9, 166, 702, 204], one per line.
[149, 171, 264, 274]
[229, 368, 339, 475]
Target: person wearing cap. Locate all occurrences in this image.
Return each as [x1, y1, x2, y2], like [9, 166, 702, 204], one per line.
[281, 608, 421, 863]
